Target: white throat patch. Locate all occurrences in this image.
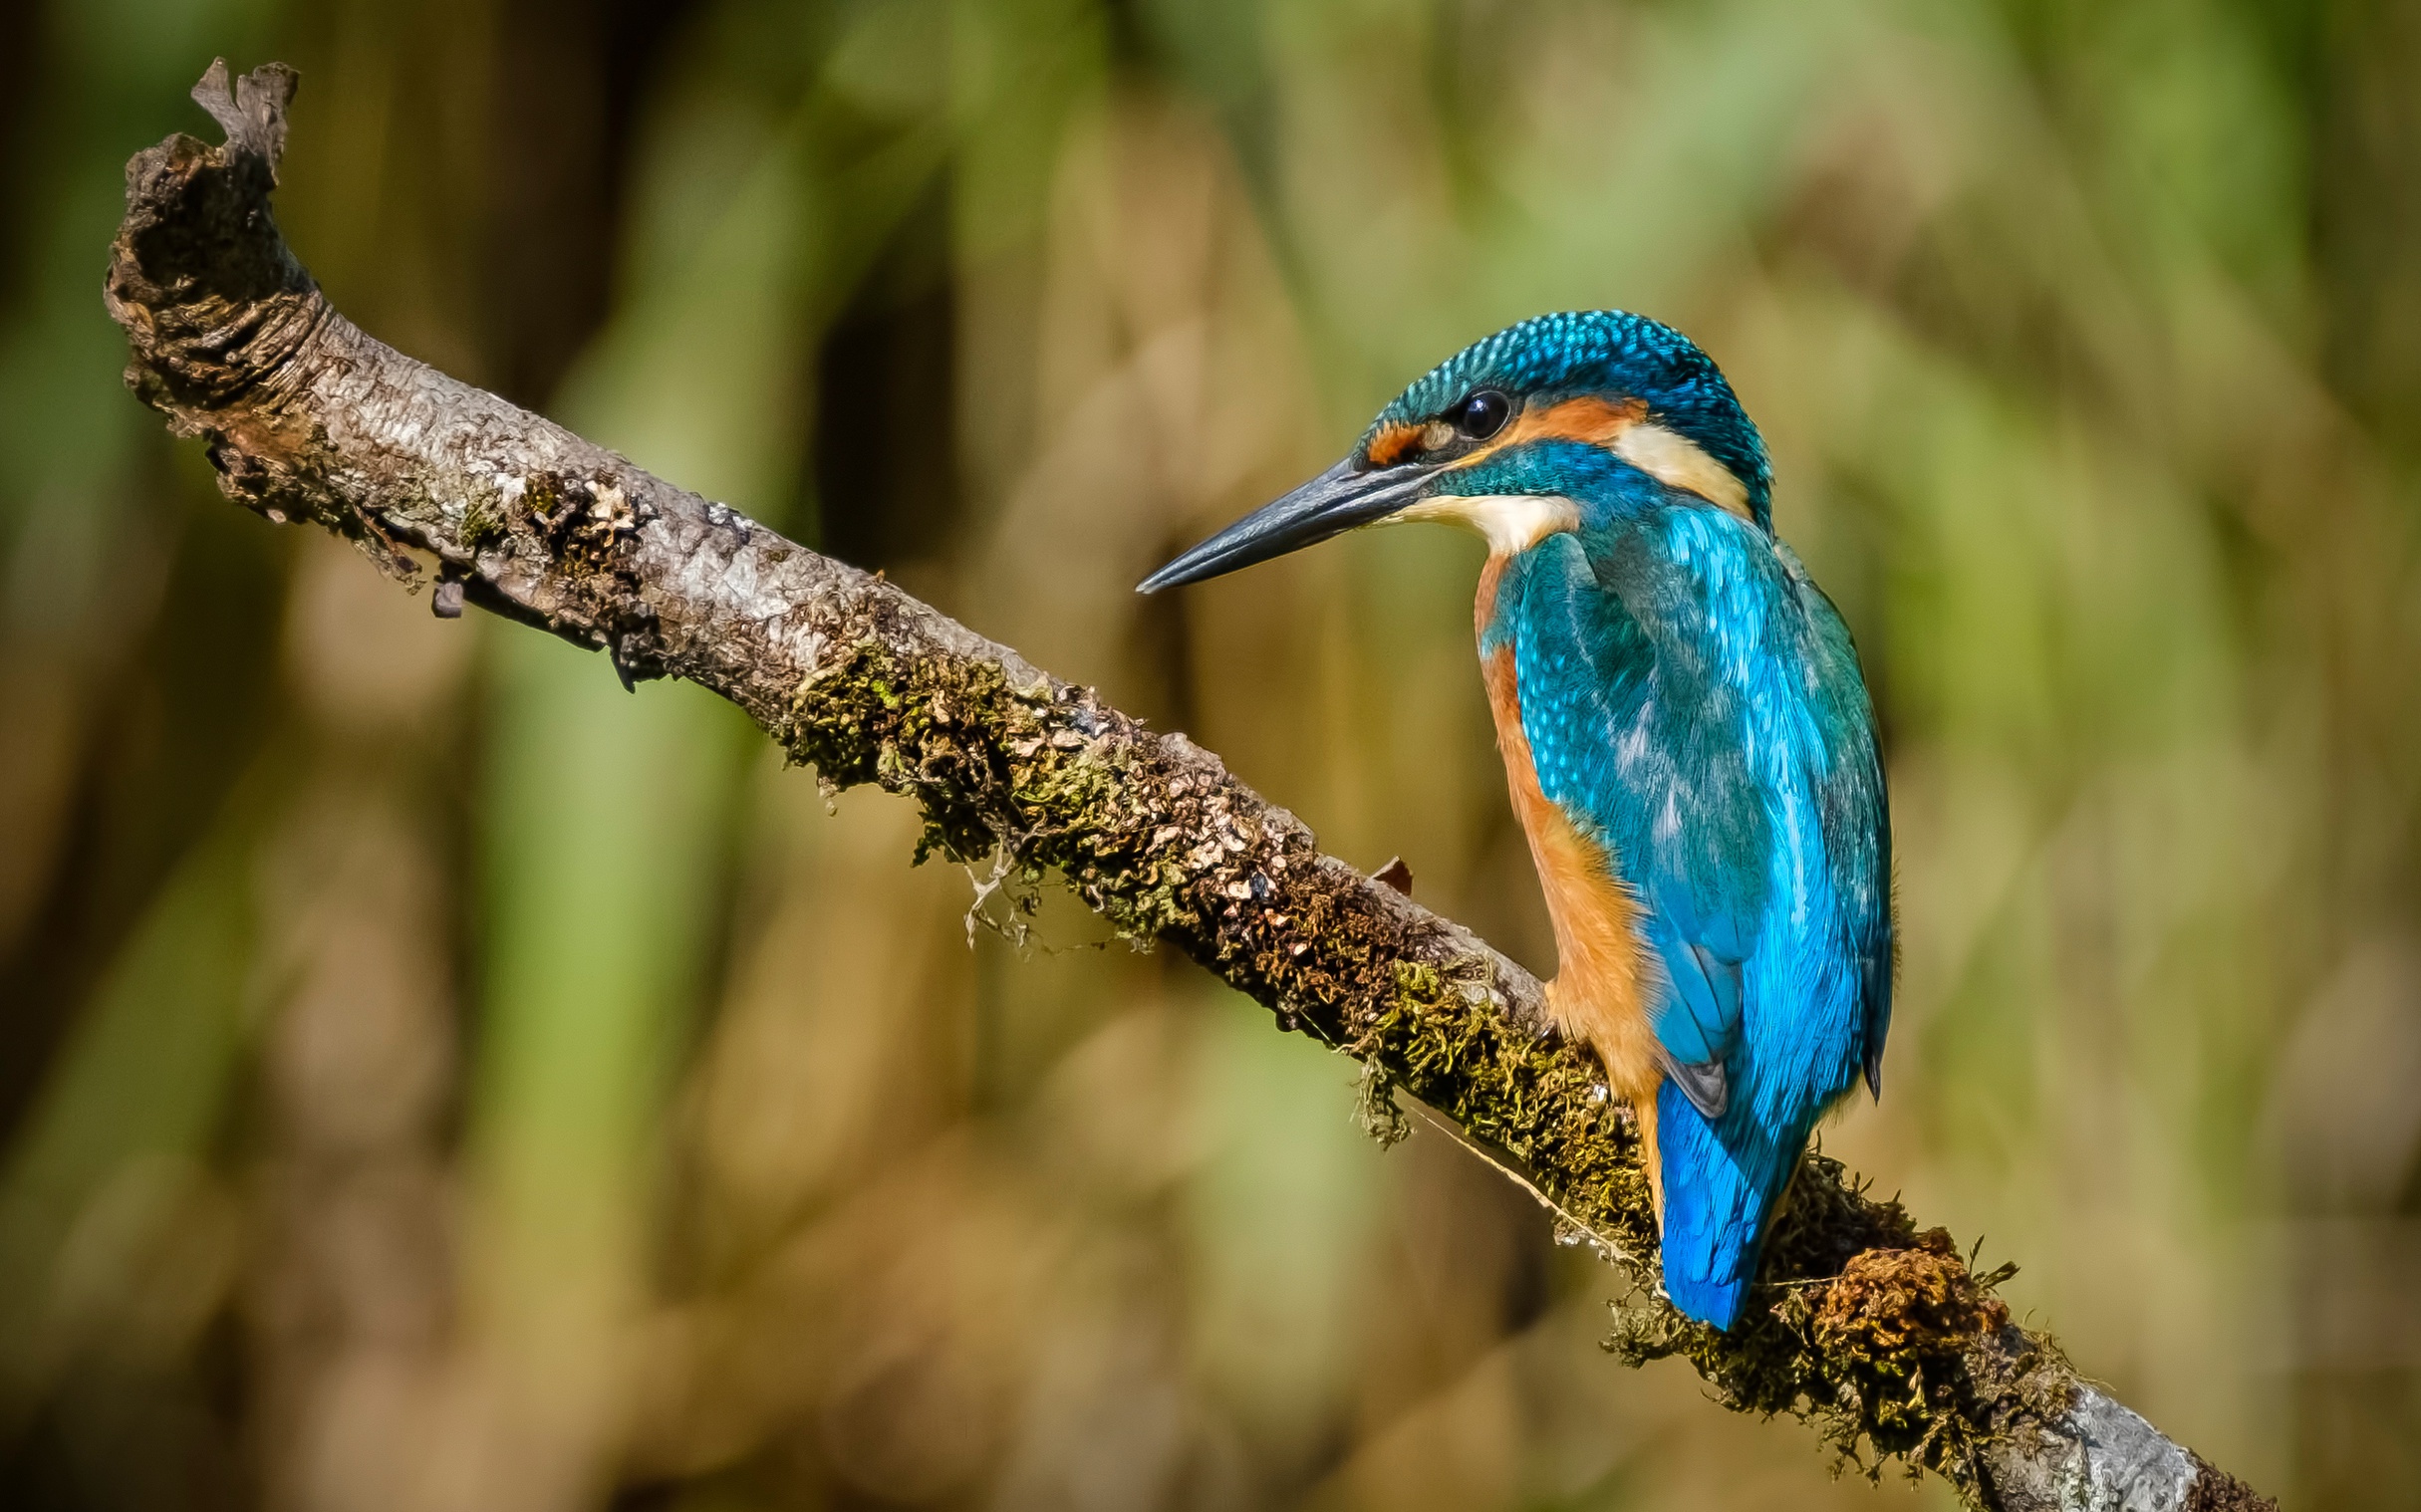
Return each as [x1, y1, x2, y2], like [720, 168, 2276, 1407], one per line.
[1391, 493, 1582, 555]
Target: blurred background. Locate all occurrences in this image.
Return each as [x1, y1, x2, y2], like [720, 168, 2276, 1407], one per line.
[1, 0, 2417, 1507]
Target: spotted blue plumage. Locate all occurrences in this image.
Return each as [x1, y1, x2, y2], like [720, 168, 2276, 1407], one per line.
[1449, 327, 1892, 1327]
[1142, 310, 1893, 1331]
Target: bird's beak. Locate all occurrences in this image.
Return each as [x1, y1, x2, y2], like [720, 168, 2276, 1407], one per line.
[1138, 456, 1435, 593]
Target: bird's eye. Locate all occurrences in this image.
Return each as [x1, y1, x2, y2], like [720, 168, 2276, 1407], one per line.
[1450, 389, 1511, 441]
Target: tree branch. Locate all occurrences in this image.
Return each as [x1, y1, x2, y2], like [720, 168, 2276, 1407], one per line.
[107, 61, 2273, 1512]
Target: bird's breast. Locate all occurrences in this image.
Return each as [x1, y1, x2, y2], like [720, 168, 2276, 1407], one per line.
[1476, 567, 1663, 1113]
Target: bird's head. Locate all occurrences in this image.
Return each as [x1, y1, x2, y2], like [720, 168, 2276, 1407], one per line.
[1140, 310, 1771, 592]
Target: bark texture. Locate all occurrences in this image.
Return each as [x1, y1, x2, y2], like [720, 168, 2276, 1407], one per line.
[106, 61, 2274, 1512]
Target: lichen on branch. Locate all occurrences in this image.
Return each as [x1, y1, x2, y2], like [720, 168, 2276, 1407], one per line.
[102, 59, 2272, 1512]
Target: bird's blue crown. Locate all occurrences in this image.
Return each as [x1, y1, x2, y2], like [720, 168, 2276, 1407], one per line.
[1372, 311, 1773, 529]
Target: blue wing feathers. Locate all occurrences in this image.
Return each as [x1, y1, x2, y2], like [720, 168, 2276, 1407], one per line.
[1656, 1080, 1765, 1328]
[1795, 559, 1894, 1100]
[1499, 495, 1890, 1329]
[1638, 913, 1738, 1070]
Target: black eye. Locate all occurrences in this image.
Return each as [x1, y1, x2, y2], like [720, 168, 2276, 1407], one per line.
[1450, 389, 1511, 440]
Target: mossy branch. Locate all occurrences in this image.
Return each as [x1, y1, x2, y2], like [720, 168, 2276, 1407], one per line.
[105, 60, 2273, 1512]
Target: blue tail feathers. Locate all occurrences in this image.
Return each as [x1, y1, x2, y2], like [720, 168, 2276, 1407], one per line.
[1656, 1079, 1798, 1330]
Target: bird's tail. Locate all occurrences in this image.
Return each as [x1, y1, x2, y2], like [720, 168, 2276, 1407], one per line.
[1654, 1079, 1797, 1330]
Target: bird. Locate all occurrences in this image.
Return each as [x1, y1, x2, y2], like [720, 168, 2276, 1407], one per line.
[1139, 311, 1892, 1330]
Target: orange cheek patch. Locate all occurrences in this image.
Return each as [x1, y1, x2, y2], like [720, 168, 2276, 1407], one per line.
[1442, 396, 1644, 475]
[1364, 422, 1427, 468]
[1501, 394, 1651, 450]
[1375, 397, 1643, 470]
[1449, 395, 1754, 524]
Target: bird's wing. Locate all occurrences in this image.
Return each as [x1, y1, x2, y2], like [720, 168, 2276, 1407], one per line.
[1795, 568, 1895, 1098]
[1508, 533, 1771, 1120]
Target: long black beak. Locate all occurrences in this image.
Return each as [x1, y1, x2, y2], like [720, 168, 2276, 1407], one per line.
[1138, 457, 1434, 593]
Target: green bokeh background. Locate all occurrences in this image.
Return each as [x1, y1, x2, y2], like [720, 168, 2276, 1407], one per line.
[2, 0, 2418, 1506]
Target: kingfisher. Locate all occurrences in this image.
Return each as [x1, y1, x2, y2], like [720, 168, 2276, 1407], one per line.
[1140, 312, 1892, 1329]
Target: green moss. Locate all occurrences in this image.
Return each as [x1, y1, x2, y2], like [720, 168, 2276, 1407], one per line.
[460, 497, 505, 553]
[1350, 958, 1654, 1254]
[783, 636, 1201, 945]
[524, 471, 562, 526]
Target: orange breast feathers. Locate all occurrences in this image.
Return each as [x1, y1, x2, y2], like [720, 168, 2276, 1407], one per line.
[1477, 571, 1667, 1190]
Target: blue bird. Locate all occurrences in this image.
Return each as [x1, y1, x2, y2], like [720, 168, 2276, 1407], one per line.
[1141, 312, 1893, 1329]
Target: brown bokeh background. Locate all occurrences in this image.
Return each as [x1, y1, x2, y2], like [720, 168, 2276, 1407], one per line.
[4, 0, 2421, 1507]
